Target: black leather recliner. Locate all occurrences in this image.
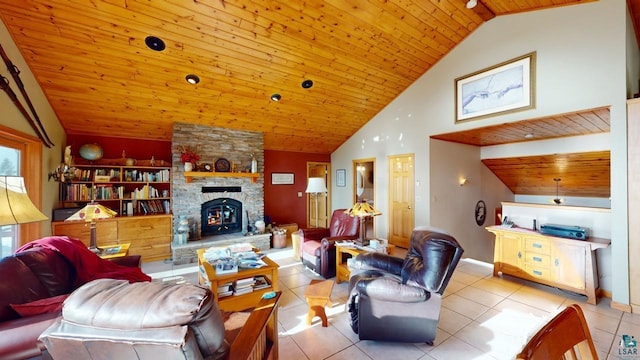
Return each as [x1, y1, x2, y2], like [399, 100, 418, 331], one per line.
[347, 227, 463, 345]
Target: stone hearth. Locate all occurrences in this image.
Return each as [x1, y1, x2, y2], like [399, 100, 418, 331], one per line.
[171, 122, 264, 242]
[172, 232, 271, 265]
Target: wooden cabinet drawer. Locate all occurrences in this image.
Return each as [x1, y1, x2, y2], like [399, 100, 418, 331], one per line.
[118, 216, 171, 240]
[524, 264, 552, 281]
[525, 237, 551, 254]
[127, 237, 171, 259]
[524, 252, 551, 267]
[51, 220, 118, 246]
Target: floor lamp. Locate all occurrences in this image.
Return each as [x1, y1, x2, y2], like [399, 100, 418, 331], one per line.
[0, 176, 48, 226]
[305, 177, 327, 228]
[66, 201, 117, 254]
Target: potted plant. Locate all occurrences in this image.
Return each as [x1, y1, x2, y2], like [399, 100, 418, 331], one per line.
[179, 145, 200, 171]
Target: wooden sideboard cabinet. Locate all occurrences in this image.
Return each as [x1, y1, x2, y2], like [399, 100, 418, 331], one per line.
[117, 215, 172, 262]
[487, 226, 610, 304]
[52, 214, 172, 262]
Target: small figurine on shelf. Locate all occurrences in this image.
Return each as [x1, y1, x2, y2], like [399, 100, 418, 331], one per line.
[64, 145, 73, 166]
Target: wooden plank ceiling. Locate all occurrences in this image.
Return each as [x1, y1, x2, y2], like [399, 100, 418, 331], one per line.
[0, 0, 599, 154]
[431, 107, 611, 198]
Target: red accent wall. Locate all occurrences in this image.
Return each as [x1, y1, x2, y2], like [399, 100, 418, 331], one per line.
[65, 135, 328, 227]
[65, 135, 171, 163]
[264, 150, 330, 228]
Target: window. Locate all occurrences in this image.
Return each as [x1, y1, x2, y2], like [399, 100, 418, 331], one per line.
[0, 125, 43, 257]
[0, 145, 19, 257]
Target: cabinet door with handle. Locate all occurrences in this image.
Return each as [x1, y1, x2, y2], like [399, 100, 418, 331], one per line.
[497, 232, 523, 275]
[553, 242, 586, 290]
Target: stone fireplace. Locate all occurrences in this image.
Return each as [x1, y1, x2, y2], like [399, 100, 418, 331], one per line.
[201, 197, 243, 236]
[171, 123, 266, 264]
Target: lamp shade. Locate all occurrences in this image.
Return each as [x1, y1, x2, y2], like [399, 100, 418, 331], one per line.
[305, 177, 327, 193]
[66, 203, 117, 222]
[344, 201, 382, 218]
[0, 176, 48, 226]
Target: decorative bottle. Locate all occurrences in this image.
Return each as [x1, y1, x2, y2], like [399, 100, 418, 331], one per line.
[177, 216, 190, 244]
[250, 153, 258, 173]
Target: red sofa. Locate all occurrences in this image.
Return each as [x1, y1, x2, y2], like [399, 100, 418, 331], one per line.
[0, 236, 148, 360]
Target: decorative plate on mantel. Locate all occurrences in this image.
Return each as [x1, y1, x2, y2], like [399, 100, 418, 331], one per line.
[215, 158, 231, 172]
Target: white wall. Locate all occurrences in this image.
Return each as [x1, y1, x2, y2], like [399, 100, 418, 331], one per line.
[0, 20, 65, 236]
[332, 0, 630, 305]
[430, 139, 514, 263]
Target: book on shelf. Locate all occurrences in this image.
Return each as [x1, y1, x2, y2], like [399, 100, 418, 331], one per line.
[218, 282, 233, 293]
[233, 287, 253, 296]
[234, 277, 256, 287]
[253, 275, 271, 290]
[218, 282, 234, 298]
[219, 290, 234, 298]
[233, 277, 255, 295]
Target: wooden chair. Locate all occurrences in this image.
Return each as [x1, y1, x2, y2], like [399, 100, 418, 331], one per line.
[516, 304, 598, 360]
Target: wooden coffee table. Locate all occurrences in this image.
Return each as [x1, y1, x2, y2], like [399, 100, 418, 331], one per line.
[304, 279, 334, 327]
[197, 248, 279, 312]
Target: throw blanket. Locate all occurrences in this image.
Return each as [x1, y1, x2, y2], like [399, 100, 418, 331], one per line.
[17, 236, 151, 286]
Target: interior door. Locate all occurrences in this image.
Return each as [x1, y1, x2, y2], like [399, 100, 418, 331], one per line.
[388, 154, 414, 249]
[306, 162, 330, 228]
[353, 158, 375, 240]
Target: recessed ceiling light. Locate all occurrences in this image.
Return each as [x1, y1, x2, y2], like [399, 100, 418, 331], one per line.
[466, 0, 477, 9]
[185, 74, 200, 84]
[270, 93, 281, 101]
[524, 133, 534, 139]
[145, 36, 166, 51]
[301, 79, 314, 89]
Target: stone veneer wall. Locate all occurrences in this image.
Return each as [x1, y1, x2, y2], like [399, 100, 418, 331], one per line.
[172, 122, 264, 241]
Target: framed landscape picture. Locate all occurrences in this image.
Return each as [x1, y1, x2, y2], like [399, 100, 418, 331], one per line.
[455, 52, 536, 123]
[271, 173, 294, 185]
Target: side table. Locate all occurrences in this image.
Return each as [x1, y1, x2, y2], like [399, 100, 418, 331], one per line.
[336, 243, 398, 284]
[336, 245, 366, 284]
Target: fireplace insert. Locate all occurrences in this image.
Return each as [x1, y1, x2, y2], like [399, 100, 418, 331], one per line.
[201, 198, 243, 236]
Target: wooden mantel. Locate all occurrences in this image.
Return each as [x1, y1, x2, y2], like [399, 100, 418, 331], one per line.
[184, 171, 259, 183]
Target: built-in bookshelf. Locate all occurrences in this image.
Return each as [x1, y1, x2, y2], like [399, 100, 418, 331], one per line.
[58, 164, 171, 216]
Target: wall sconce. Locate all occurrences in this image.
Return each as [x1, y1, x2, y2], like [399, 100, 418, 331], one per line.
[459, 178, 468, 186]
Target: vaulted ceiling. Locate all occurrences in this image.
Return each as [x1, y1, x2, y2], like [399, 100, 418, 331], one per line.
[0, 0, 605, 155]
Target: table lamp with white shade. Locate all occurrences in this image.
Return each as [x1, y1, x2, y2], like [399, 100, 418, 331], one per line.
[0, 176, 48, 226]
[305, 177, 327, 228]
[65, 201, 117, 254]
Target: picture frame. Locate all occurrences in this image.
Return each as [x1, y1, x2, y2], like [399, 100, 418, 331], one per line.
[271, 172, 294, 185]
[455, 52, 535, 123]
[336, 169, 346, 187]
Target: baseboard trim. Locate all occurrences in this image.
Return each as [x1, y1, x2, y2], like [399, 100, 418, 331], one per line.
[611, 300, 633, 313]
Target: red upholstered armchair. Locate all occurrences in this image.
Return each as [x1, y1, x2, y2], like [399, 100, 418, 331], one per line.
[298, 209, 360, 278]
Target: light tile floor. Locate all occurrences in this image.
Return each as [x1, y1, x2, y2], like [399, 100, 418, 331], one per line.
[142, 248, 637, 360]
